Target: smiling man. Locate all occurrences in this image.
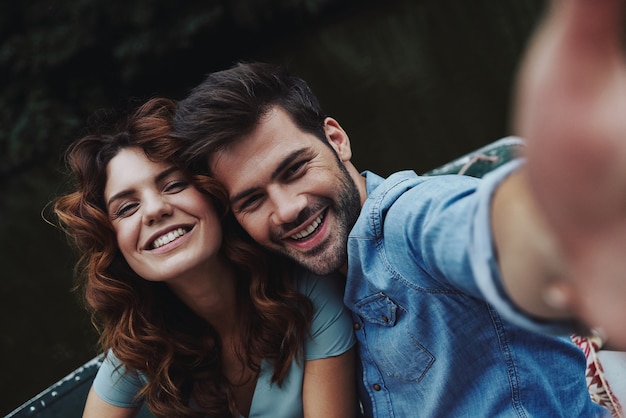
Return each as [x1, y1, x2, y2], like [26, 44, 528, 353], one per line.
[208, 105, 362, 277]
[169, 2, 626, 416]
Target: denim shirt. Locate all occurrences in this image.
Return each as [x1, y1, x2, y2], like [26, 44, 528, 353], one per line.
[345, 163, 605, 417]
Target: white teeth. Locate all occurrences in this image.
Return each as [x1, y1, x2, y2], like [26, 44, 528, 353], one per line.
[152, 228, 186, 249]
[291, 214, 323, 240]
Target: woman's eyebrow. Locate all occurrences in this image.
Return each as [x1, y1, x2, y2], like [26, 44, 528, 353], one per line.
[106, 166, 180, 210]
[106, 189, 134, 211]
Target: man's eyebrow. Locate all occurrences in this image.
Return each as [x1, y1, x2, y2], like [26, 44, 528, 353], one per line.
[230, 148, 310, 206]
[106, 166, 179, 210]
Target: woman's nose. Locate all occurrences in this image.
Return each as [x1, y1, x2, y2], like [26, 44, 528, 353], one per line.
[143, 193, 173, 225]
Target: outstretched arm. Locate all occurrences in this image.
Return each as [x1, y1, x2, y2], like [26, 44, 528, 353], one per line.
[496, 0, 626, 347]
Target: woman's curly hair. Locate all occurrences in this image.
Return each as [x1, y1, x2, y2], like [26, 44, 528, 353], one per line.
[53, 97, 312, 417]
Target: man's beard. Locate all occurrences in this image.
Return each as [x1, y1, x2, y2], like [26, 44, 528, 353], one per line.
[278, 162, 361, 275]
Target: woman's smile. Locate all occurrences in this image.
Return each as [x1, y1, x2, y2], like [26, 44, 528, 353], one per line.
[104, 147, 223, 283]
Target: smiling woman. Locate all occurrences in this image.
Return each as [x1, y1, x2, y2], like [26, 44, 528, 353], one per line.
[103, 148, 223, 285]
[52, 98, 357, 418]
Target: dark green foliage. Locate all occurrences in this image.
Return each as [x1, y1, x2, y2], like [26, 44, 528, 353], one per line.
[0, 0, 351, 179]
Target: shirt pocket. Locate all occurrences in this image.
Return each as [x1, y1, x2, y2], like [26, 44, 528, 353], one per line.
[356, 293, 434, 382]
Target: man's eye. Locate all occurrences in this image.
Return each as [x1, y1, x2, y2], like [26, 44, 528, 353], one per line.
[285, 160, 306, 178]
[239, 194, 262, 212]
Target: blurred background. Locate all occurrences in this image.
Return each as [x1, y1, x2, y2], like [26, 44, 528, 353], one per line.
[0, 0, 545, 415]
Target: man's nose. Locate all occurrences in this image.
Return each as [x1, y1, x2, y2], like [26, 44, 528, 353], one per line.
[268, 186, 306, 225]
[143, 193, 173, 226]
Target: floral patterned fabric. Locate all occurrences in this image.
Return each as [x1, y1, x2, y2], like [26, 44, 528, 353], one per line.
[572, 334, 623, 418]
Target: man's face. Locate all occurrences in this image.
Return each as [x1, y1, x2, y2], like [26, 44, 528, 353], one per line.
[209, 106, 361, 275]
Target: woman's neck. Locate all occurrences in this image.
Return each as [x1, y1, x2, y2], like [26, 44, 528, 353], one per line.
[167, 255, 240, 335]
[169, 256, 259, 417]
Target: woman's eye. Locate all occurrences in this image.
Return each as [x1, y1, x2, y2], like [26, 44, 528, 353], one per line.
[164, 180, 188, 193]
[114, 202, 139, 218]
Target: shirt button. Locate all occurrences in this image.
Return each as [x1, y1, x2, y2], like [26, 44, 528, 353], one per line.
[381, 315, 389, 323]
[373, 384, 382, 391]
[353, 323, 361, 330]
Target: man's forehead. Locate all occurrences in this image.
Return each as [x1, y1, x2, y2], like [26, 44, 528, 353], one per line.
[210, 132, 285, 169]
[207, 106, 320, 194]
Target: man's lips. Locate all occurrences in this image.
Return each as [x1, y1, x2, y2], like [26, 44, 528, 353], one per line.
[282, 211, 326, 241]
[289, 212, 325, 240]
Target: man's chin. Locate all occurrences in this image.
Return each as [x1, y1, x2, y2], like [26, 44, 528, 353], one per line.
[290, 252, 346, 276]
[273, 237, 347, 275]
[299, 262, 336, 276]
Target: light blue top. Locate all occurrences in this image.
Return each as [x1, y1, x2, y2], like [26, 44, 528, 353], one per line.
[345, 161, 606, 417]
[93, 271, 355, 418]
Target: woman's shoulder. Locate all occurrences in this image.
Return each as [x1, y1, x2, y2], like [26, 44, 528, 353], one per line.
[292, 269, 355, 359]
[92, 350, 147, 408]
[290, 267, 346, 298]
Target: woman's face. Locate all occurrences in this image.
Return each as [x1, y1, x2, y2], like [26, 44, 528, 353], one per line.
[103, 147, 222, 283]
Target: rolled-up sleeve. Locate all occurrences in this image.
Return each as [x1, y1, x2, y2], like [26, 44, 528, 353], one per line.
[470, 160, 576, 335]
[92, 350, 145, 408]
[298, 273, 356, 360]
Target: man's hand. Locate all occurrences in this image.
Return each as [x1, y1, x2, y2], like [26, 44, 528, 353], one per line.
[514, 0, 626, 348]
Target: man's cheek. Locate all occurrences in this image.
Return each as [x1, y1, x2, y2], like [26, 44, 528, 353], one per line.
[237, 217, 260, 239]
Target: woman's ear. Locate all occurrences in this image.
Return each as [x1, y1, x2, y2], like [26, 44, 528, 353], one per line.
[324, 117, 353, 162]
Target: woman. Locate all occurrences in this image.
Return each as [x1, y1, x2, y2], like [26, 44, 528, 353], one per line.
[53, 98, 357, 417]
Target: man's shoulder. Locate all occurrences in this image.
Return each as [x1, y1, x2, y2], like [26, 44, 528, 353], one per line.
[363, 169, 480, 211]
[362, 169, 418, 191]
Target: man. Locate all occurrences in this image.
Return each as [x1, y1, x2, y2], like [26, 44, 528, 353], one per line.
[171, 1, 622, 416]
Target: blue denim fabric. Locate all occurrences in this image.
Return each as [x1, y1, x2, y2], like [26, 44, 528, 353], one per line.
[345, 165, 606, 417]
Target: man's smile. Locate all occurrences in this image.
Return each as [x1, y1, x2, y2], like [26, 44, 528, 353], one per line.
[289, 212, 325, 240]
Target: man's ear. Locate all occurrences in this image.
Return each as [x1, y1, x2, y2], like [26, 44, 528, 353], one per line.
[324, 117, 352, 162]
